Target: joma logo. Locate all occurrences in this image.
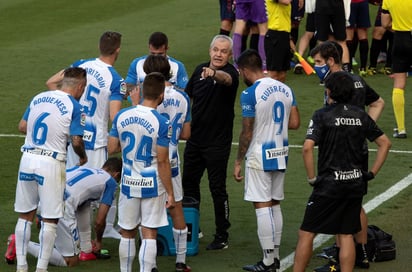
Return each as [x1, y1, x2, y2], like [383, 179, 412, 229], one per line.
[335, 117, 362, 126]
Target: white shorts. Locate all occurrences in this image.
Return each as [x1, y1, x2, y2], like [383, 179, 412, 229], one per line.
[66, 144, 107, 169]
[172, 174, 183, 202]
[55, 216, 80, 257]
[118, 192, 168, 230]
[244, 167, 285, 202]
[14, 152, 65, 218]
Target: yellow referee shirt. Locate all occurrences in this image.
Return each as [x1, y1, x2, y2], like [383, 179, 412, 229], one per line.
[382, 0, 412, 31]
[266, 0, 291, 32]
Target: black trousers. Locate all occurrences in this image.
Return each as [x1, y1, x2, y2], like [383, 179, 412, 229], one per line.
[182, 141, 231, 237]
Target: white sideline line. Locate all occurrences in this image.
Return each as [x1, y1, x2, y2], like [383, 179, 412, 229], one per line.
[279, 173, 412, 272]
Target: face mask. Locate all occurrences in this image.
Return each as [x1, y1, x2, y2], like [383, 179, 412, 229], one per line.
[314, 63, 330, 81]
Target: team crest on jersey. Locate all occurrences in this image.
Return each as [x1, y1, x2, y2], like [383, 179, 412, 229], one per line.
[80, 113, 87, 126]
[120, 82, 127, 95]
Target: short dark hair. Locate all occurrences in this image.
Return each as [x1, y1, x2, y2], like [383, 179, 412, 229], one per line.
[62, 67, 87, 87]
[143, 55, 172, 81]
[99, 31, 122, 56]
[142, 72, 166, 100]
[148, 32, 168, 48]
[236, 49, 262, 71]
[310, 41, 341, 65]
[325, 71, 354, 103]
[102, 157, 122, 173]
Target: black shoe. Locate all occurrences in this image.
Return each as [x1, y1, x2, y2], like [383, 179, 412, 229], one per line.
[152, 267, 159, 272]
[273, 258, 280, 269]
[243, 260, 277, 272]
[393, 128, 407, 139]
[355, 244, 370, 269]
[313, 262, 340, 272]
[176, 262, 191, 272]
[206, 234, 228, 250]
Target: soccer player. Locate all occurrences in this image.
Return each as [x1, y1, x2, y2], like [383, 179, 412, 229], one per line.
[108, 72, 175, 272]
[182, 35, 239, 250]
[142, 55, 192, 272]
[232, 0, 268, 70]
[46, 31, 125, 239]
[219, 0, 236, 36]
[13, 67, 87, 272]
[125, 31, 189, 92]
[19, 158, 122, 267]
[293, 71, 391, 272]
[381, 0, 412, 138]
[233, 49, 300, 272]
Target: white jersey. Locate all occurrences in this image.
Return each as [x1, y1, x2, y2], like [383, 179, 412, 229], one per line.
[21, 90, 85, 155]
[65, 166, 118, 209]
[156, 86, 191, 178]
[240, 77, 297, 171]
[72, 58, 125, 150]
[125, 55, 189, 90]
[109, 105, 170, 198]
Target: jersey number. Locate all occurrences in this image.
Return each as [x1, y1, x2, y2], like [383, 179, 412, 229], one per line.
[83, 85, 100, 116]
[32, 113, 50, 145]
[121, 132, 153, 167]
[66, 168, 94, 186]
[272, 101, 285, 135]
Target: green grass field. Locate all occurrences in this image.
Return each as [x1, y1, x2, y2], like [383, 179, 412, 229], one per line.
[0, 0, 411, 271]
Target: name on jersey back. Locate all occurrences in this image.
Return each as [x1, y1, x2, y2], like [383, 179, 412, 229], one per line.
[33, 96, 69, 115]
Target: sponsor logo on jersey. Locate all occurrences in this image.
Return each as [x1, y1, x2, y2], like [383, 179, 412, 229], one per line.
[123, 175, 154, 188]
[333, 169, 362, 181]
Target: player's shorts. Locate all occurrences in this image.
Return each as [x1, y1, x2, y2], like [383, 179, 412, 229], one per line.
[244, 167, 285, 202]
[305, 13, 316, 32]
[316, 10, 346, 41]
[172, 174, 183, 202]
[118, 192, 168, 230]
[391, 31, 412, 73]
[220, 0, 235, 21]
[54, 215, 80, 257]
[348, 1, 371, 29]
[265, 30, 292, 72]
[66, 144, 107, 169]
[291, 0, 305, 23]
[14, 152, 65, 219]
[300, 194, 362, 235]
[235, 0, 268, 24]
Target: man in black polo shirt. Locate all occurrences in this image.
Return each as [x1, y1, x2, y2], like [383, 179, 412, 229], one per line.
[182, 35, 239, 250]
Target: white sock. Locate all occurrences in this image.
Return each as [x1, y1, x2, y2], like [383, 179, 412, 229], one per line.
[77, 205, 92, 252]
[28, 241, 67, 267]
[272, 204, 283, 258]
[139, 239, 157, 272]
[36, 221, 57, 270]
[119, 237, 135, 272]
[15, 218, 32, 270]
[173, 227, 188, 264]
[256, 207, 275, 266]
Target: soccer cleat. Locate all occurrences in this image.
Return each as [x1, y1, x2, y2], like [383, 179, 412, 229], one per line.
[379, 66, 392, 75]
[313, 263, 340, 272]
[355, 243, 370, 269]
[359, 68, 367, 77]
[393, 128, 407, 139]
[352, 58, 358, 66]
[4, 234, 16, 264]
[206, 234, 228, 250]
[377, 52, 387, 64]
[79, 251, 97, 261]
[242, 260, 277, 272]
[152, 268, 159, 272]
[367, 67, 377, 76]
[93, 249, 111, 260]
[176, 262, 191, 272]
[294, 63, 303, 74]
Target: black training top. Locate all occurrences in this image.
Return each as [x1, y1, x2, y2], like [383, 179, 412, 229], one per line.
[306, 103, 384, 198]
[185, 62, 239, 147]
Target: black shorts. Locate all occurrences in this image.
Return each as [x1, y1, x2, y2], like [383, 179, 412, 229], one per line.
[306, 13, 316, 33]
[300, 194, 362, 235]
[265, 30, 291, 72]
[316, 10, 346, 41]
[220, 0, 235, 21]
[291, 0, 305, 23]
[348, 1, 371, 29]
[392, 31, 412, 73]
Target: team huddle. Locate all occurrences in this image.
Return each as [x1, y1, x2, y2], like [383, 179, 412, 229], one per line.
[7, 0, 410, 271]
